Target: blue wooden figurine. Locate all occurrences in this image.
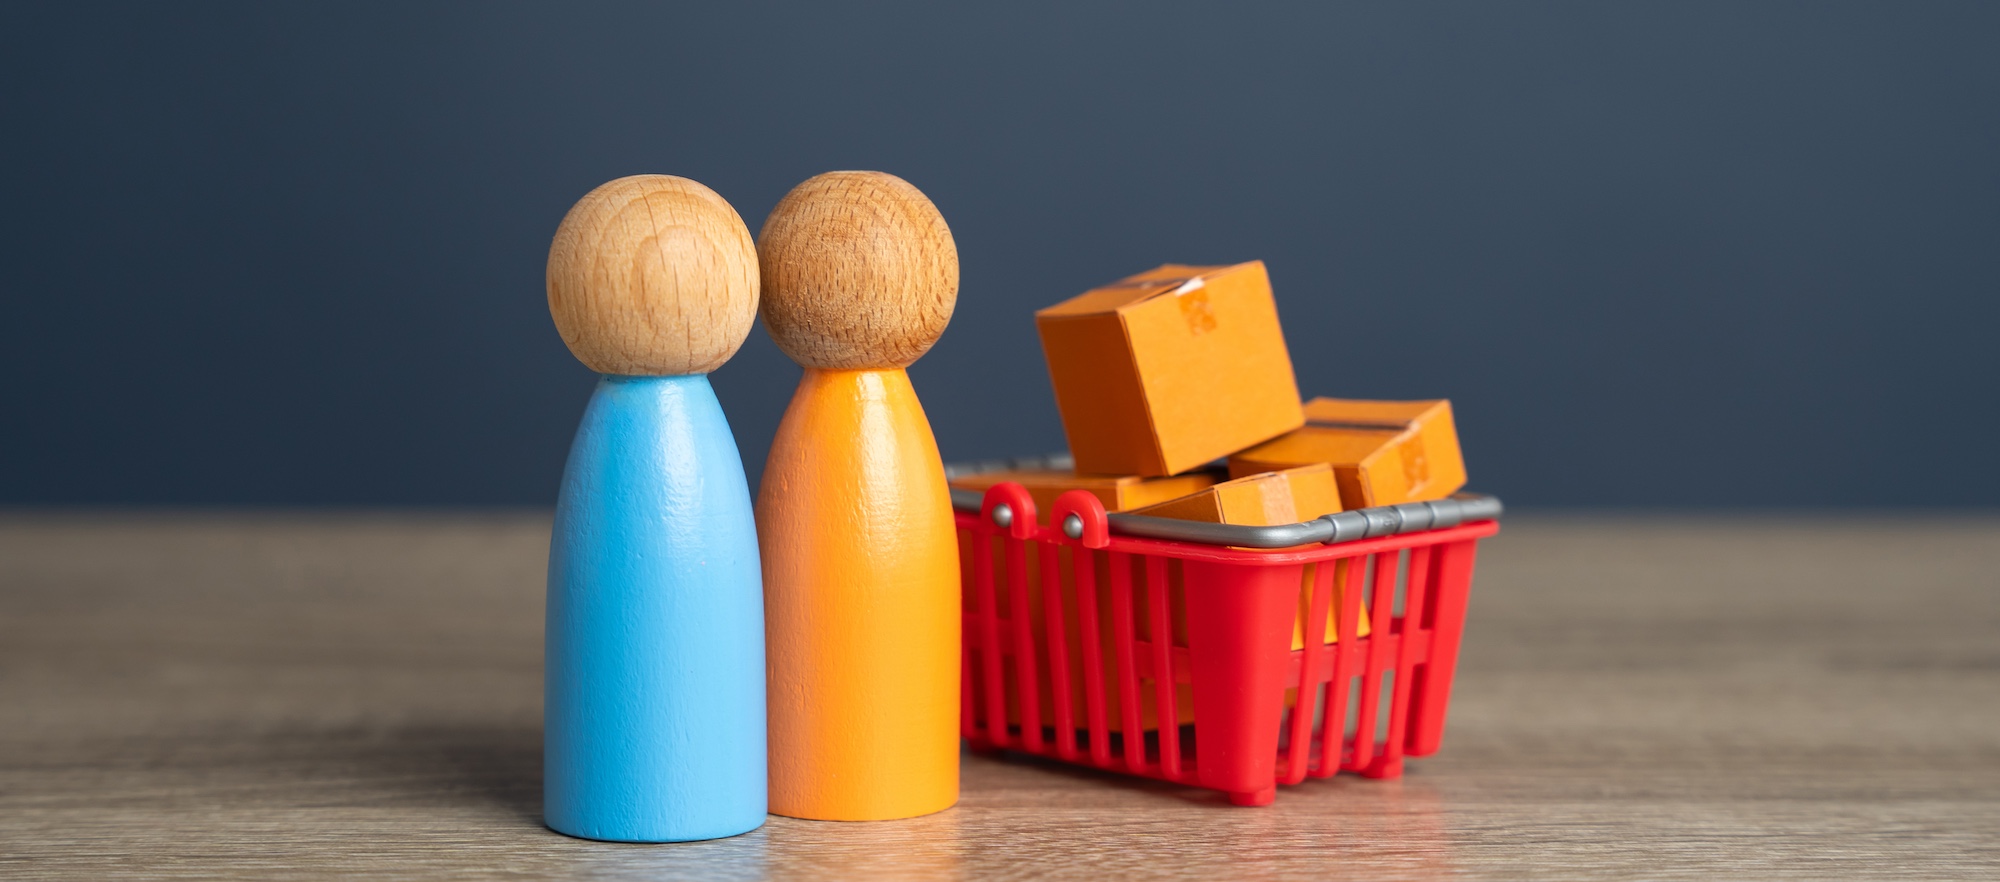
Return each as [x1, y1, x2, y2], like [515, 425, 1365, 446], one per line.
[542, 175, 766, 842]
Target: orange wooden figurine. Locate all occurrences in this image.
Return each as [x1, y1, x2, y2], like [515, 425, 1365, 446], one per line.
[756, 171, 961, 821]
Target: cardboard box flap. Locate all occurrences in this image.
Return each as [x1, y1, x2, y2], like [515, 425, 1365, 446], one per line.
[1250, 426, 1403, 467]
[1036, 264, 1236, 319]
[1301, 397, 1445, 431]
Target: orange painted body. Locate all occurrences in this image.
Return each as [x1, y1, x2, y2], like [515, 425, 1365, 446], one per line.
[759, 368, 960, 820]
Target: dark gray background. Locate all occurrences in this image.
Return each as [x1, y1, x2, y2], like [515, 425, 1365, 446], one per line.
[3, 2, 1995, 507]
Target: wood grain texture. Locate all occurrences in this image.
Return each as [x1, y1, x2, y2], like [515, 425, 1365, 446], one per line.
[1, 513, 1996, 880]
[547, 175, 759, 375]
[757, 370, 959, 821]
[756, 171, 958, 370]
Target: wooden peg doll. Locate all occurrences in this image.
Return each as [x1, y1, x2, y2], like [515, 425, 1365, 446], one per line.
[756, 170, 961, 821]
[543, 174, 767, 842]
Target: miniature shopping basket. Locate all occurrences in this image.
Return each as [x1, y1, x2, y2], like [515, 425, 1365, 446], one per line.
[952, 455, 1502, 806]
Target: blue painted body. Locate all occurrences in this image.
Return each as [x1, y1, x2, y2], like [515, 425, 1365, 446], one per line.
[545, 374, 767, 842]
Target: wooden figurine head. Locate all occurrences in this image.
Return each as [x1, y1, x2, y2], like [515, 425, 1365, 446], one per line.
[756, 171, 959, 370]
[547, 175, 759, 376]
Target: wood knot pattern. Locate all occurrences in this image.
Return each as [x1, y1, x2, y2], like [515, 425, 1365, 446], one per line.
[756, 171, 958, 370]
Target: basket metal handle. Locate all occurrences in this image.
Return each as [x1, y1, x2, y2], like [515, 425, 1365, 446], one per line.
[948, 484, 1502, 549]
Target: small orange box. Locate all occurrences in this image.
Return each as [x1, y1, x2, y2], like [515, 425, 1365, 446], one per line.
[948, 468, 1222, 520]
[1037, 262, 1306, 477]
[1129, 464, 1366, 649]
[1228, 398, 1467, 509]
[1129, 463, 1342, 526]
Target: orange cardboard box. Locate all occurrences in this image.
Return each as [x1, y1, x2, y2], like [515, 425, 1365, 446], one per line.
[1129, 463, 1343, 526]
[1129, 464, 1367, 650]
[1228, 398, 1466, 509]
[1037, 262, 1305, 477]
[949, 467, 1223, 520]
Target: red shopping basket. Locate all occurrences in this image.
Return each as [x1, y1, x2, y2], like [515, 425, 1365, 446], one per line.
[954, 469, 1500, 806]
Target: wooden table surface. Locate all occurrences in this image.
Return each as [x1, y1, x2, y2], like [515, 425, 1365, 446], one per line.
[1, 513, 1995, 880]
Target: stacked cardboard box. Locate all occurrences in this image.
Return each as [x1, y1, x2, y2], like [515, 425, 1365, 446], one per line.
[1230, 397, 1466, 509]
[1021, 260, 1469, 518]
[954, 261, 1474, 732]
